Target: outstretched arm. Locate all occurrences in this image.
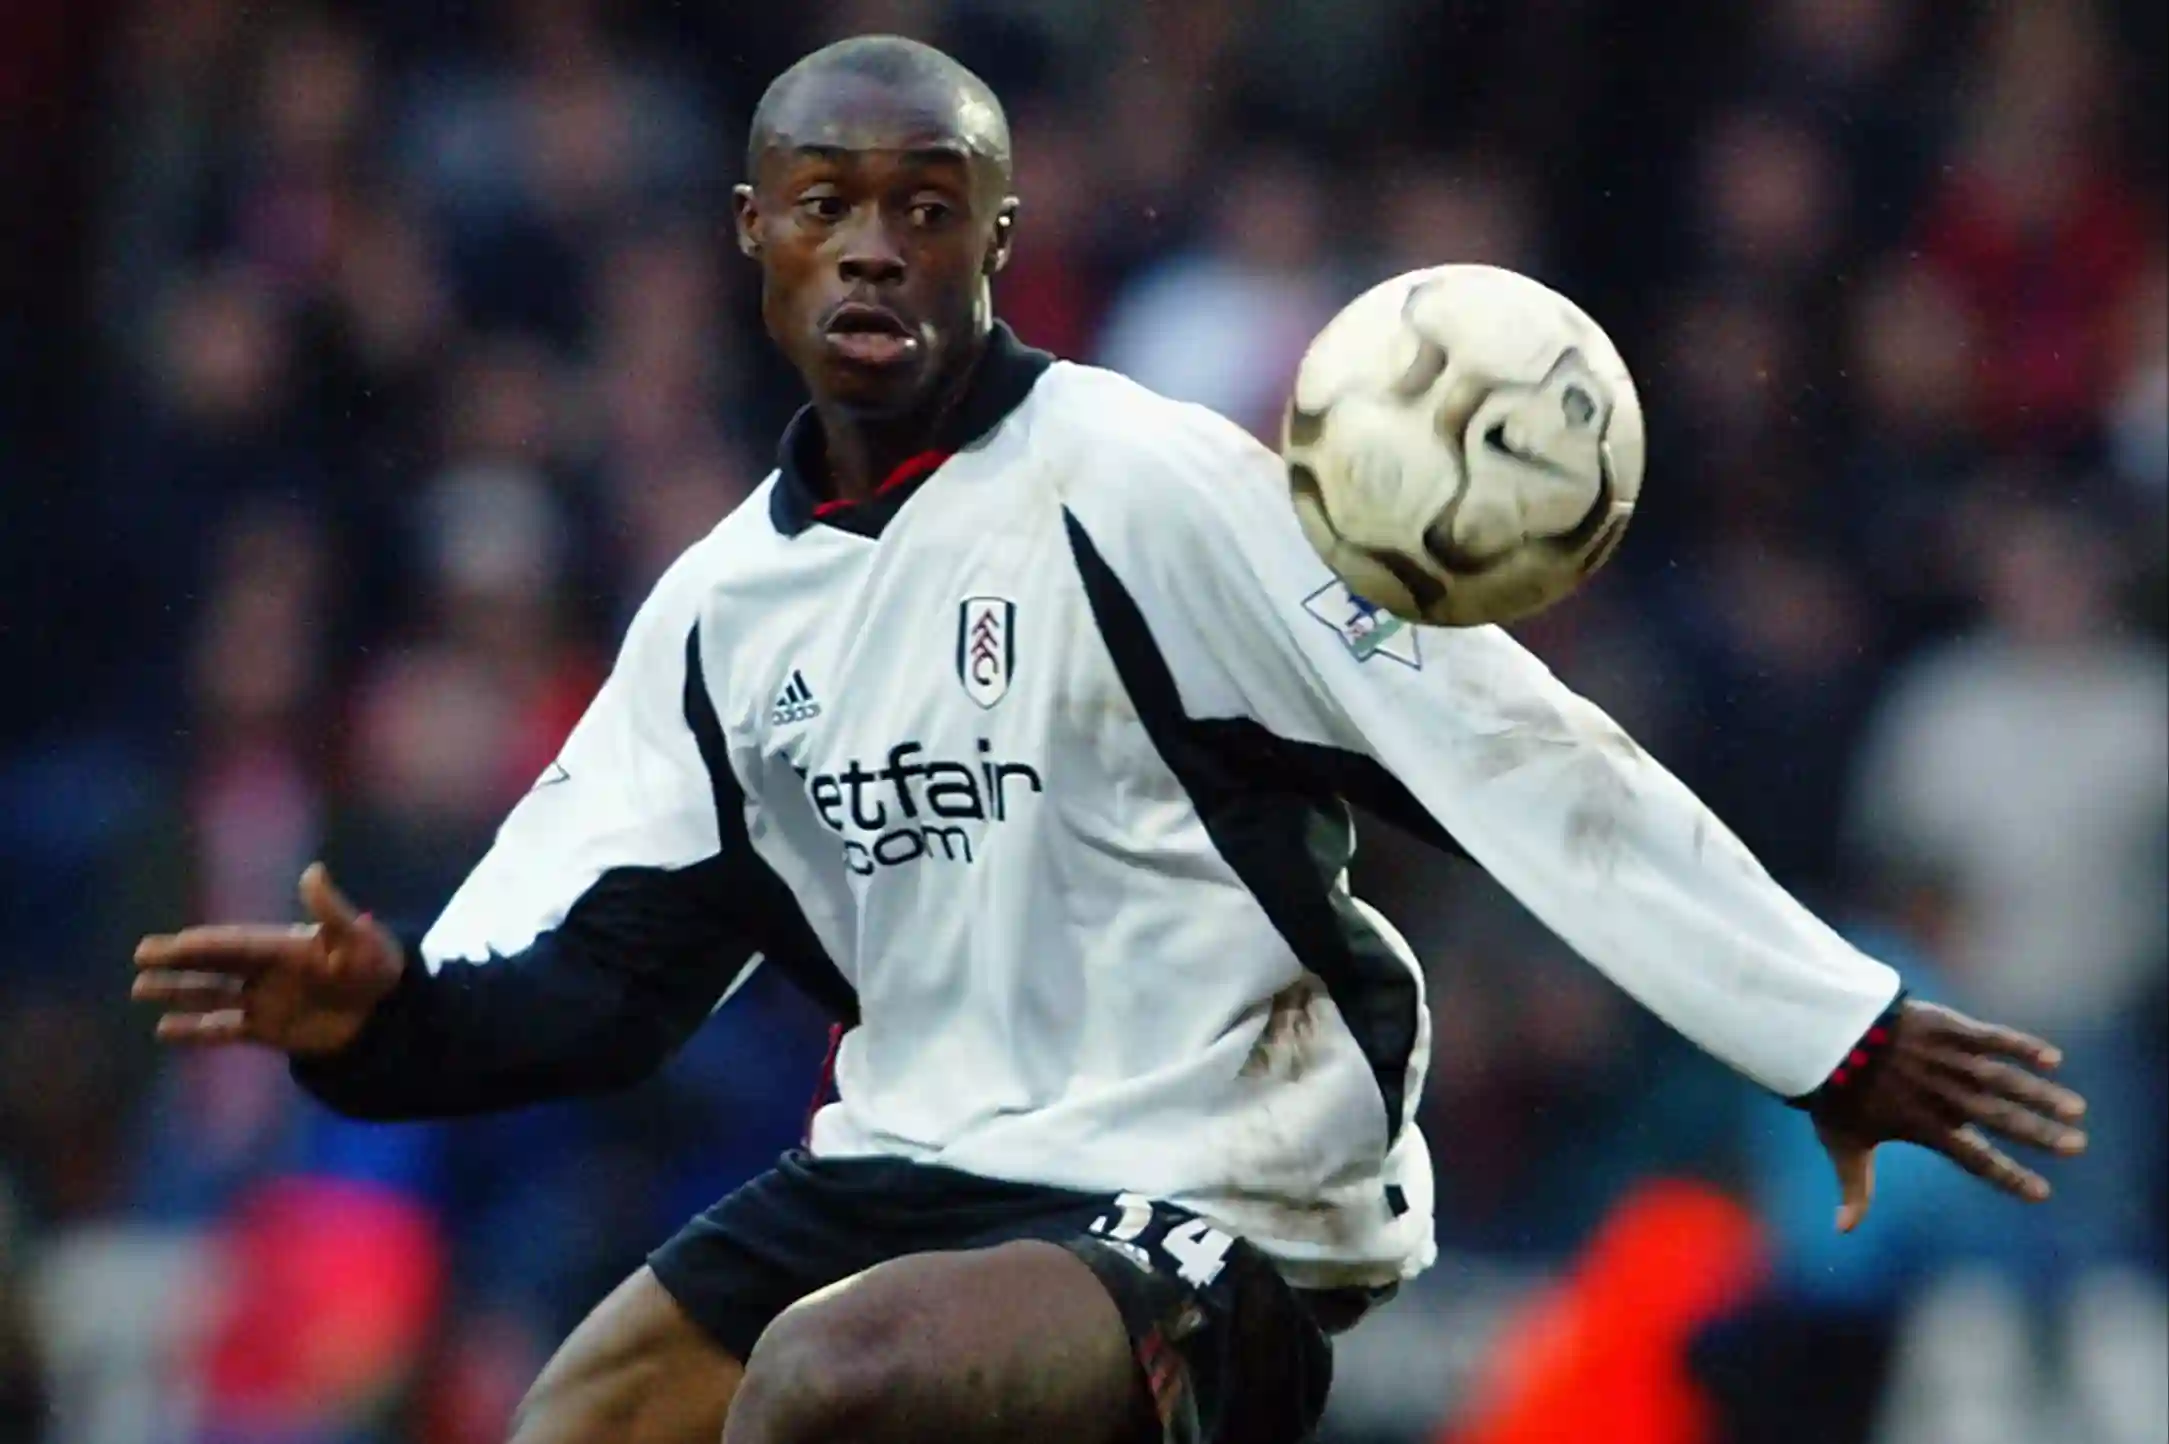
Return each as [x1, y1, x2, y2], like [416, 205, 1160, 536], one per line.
[133, 848, 763, 1119]
[1064, 400, 2083, 1224]
[134, 547, 849, 1121]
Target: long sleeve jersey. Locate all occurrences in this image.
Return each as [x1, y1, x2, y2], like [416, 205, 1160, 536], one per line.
[295, 324, 1900, 1290]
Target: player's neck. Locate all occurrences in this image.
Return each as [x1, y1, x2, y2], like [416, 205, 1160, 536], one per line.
[813, 330, 989, 504]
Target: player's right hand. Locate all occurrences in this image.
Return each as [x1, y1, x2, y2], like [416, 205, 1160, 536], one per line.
[132, 862, 405, 1057]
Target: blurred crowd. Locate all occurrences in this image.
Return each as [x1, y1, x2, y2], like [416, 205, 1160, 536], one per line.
[0, 1, 2162, 1441]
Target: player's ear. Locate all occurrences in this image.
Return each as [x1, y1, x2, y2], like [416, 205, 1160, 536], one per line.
[732, 184, 761, 260]
[984, 197, 1020, 277]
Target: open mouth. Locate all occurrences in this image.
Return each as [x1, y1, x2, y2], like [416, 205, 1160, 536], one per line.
[823, 304, 921, 368]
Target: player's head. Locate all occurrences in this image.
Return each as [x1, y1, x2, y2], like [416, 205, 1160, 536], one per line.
[735, 36, 1018, 418]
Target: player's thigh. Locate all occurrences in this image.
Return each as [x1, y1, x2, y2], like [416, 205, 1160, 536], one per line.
[723, 1238, 1154, 1444]
[510, 1265, 746, 1444]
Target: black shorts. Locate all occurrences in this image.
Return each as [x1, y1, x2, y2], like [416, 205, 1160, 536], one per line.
[648, 1150, 1335, 1444]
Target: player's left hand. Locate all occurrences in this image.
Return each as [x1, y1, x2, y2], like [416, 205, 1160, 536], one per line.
[1809, 999, 2088, 1233]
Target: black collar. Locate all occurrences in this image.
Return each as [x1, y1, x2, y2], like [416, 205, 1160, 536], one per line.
[768, 321, 1056, 540]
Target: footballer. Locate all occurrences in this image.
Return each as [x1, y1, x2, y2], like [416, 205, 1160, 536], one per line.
[133, 36, 2089, 1444]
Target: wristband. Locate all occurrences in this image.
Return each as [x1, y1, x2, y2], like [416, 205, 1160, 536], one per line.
[1788, 990, 1909, 1110]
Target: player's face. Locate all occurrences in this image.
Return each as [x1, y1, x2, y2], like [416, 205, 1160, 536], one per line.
[737, 82, 1015, 417]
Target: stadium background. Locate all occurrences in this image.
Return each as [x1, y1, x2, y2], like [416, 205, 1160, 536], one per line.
[0, 0, 2162, 1440]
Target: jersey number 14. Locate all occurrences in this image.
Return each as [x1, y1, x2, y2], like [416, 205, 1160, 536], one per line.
[1090, 1193, 1235, 1289]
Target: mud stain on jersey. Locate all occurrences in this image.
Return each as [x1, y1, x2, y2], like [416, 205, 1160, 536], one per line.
[1212, 1186, 1360, 1248]
[1461, 728, 1564, 781]
[1460, 690, 1644, 782]
[1556, 702, 1644, 880]
[1241, 980, 1322, 1082]
[1564, 774, 1631, 877]
[1459, 692, 1576, 781]
[1221, 982, 1374, 1249]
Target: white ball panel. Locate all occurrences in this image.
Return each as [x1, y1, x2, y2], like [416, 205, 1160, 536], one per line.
[1282, 263, 1645, 628]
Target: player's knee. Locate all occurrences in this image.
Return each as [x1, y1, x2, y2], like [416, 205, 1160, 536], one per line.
[728, 1287, 918, 1443]
[505, 1385, 561, 1444]
[508, 1351, 700, 1444]
[508, 1268, 740, 1444]
[508, 1361, 636, 1444]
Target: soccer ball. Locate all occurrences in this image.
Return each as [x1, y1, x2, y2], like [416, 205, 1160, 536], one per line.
[1282, 265, 1644, 628]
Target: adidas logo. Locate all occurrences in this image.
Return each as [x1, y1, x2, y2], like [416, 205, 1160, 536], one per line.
[771, 669, 822, 726]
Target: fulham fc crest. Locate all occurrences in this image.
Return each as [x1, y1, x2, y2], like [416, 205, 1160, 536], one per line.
[957, 596, 1016, 709]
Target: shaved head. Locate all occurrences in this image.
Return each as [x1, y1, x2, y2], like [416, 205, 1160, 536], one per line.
[733, 34, 1022, 424]
[746, 34, 1012, 185]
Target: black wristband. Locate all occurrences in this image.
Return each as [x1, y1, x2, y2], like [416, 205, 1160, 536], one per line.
[1786, 989, 1910, 1111]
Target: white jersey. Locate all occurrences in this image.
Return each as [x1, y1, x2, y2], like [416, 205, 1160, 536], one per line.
[385, 326, 1899, 1291]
